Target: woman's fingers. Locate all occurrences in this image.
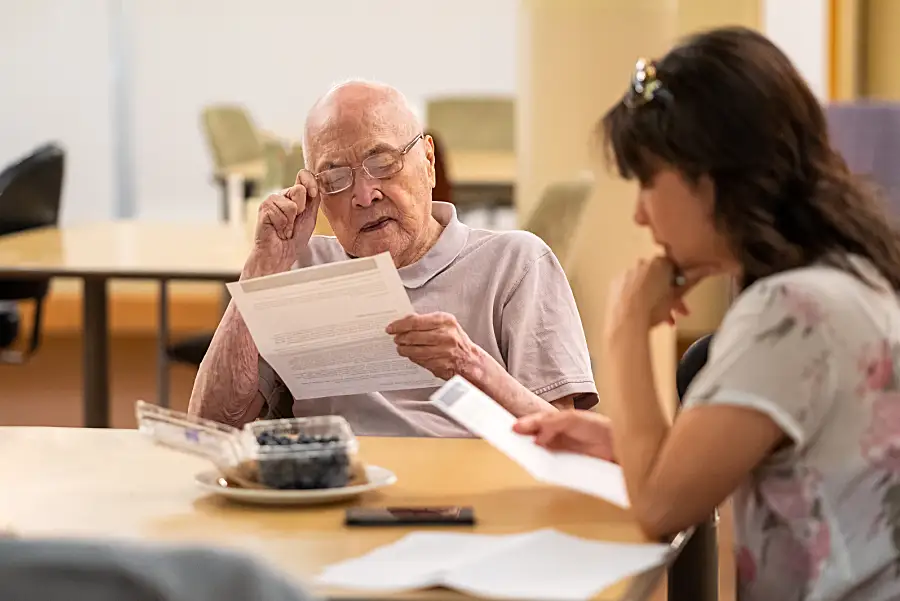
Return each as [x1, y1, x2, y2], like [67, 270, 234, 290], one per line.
[530, 412, 582, 448]
[512, 413, 546, 434]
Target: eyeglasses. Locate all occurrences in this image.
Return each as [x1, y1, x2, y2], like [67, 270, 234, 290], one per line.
[314, 133, 424, 195]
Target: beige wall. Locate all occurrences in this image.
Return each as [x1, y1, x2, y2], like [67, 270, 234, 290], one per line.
[517, 0, 759, 415]
[862, 0, 900, 99]
[833, 0, 862, 100]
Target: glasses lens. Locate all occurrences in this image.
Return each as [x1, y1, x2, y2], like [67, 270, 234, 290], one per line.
[363, 152, 402, 179]
[318, 167, 353, 194]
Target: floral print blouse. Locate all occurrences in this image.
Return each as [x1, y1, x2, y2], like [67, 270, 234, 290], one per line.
[684, 257, 900, 601]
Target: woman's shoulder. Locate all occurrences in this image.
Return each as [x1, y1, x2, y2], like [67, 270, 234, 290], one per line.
[711, 258, 897, 359]
[728, 257, 894, 322]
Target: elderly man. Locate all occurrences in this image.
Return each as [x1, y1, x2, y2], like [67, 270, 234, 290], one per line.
[188, 80, 596, 436]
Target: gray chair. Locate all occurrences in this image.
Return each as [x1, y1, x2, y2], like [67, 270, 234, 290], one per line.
[0, 142, 65, 363]
[171, 106, 274, 369]
[0, 536, 313, 601]
[200, 104, 267, 221]
[523, 179, 592, 265]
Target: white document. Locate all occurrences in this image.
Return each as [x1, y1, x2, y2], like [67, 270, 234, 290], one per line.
[316, 529, 670, 601]
[430, 376, 630, 508]
[226, 252, 443, 400]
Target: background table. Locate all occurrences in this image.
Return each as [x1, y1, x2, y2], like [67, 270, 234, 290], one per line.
[0, 428, 675, 600]
[446, 151, 515, 226]
[0, 222, 251, 426]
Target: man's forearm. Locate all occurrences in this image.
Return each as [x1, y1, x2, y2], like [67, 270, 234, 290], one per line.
[463, 349, 557, 417]
[188, 252, 285, 426]
[187, 302, 264, 426]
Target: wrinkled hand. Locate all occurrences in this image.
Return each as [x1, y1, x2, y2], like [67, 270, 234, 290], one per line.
[386, 312, 485, 381]
[246, 169, 320, 277]
[605, 256, 713, 333]
[513, 410, 616, 462]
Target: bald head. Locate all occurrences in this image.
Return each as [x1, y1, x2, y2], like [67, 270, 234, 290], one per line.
[296, 80, 439, 268]
[302, 80, 421, 165]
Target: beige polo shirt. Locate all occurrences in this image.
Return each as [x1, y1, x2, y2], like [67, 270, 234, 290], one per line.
[258, 201, 597, 437]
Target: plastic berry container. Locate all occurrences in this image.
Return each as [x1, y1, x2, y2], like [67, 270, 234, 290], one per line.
[242, 416, 359, 490]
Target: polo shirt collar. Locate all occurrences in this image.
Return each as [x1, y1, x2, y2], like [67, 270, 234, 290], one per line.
[398, 202, 469, 289]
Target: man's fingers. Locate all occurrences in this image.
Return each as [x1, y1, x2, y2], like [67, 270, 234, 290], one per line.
[393, 330, 445, 346]
[270, 196, 300, 238]
[386, 312, 452, 335]
[296, 169, 319, 199]
[394, 344, 439, 364]
[282, 184, 309, 214]
[386, 314, 417, 335]
[259, 195, 292, 238]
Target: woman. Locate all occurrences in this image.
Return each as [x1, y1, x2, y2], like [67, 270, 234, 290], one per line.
[515, 26, 900, 601]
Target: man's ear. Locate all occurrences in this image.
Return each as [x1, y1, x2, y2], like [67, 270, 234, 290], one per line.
[423, 134, 437, 189]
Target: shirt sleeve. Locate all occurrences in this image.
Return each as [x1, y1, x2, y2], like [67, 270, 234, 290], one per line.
[683, 277, 838, 452]
[257, 358, 293, 420]
[500, 250, 599, 409]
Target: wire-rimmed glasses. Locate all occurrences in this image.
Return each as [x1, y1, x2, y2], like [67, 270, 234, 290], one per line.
[314, 133, 424, 195]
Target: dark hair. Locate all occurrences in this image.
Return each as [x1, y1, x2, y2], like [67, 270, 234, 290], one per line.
[601, 26, 900, 290]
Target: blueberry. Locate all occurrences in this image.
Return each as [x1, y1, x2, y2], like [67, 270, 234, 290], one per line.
[255, 433, 351, 489]
[259, 458, 290, 489]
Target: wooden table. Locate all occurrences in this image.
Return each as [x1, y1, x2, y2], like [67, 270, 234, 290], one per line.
[0, 428, 675, 600]
[0, 222, 251, 426]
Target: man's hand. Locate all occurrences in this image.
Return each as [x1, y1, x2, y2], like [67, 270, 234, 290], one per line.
[244, 169, 321, 279]
[387, 312, 486, 381]
[514, 410, 616, 462]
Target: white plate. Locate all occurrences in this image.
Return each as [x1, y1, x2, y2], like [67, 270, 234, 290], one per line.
[194, 465, 397, 506]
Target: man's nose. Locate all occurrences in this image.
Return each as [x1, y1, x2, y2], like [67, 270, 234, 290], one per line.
[351, 170, 383, 208]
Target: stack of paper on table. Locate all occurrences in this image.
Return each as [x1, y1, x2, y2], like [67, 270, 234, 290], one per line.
[430, 376, 630, 508]
[316, 529, 670, 601]
[226, 252, 443, 400]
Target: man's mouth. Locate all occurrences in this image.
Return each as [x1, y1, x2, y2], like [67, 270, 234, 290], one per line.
[360, 217, 394, 233]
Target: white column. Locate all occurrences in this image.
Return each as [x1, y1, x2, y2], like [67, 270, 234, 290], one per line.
[762, 0, 831, 100]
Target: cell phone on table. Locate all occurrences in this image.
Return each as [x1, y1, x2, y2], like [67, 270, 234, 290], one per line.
[345, 506, 476, 527]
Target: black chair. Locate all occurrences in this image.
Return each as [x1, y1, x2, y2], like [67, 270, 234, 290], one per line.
[676, 335, 712, 400]
[0, 143, 64, 363]
[167, 332, 214, 366]
[667, 334, 718, 601]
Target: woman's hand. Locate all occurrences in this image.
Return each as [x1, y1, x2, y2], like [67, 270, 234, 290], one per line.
[605, 256, 712, 335]
[513, 410, 616, 462]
